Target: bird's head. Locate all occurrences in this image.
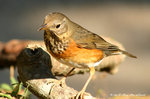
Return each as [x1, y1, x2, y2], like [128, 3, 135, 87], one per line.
[38, 12, 71, 37]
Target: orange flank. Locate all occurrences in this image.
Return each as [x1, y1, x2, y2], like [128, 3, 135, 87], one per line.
[55, 39, 104, 64]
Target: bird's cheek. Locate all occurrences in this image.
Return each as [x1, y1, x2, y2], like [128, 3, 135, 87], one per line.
[56, 27, 67, 35]
[62, 25, 68, 33]
[62, 27, 67, 33]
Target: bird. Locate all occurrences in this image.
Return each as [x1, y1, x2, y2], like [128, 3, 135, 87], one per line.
[38, 12, 137, 98]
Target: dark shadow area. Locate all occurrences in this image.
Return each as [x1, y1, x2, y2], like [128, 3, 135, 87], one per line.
[17, 47, 55, 80]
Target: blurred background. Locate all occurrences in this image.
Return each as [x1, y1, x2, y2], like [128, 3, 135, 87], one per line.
[0, 0, 149, 98]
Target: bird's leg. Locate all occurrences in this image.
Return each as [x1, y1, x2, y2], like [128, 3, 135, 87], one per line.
[65, 67, 76, 77]
[76, 67, 95, 99]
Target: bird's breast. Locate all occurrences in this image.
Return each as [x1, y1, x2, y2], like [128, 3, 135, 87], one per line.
[44, 30, 69, 55]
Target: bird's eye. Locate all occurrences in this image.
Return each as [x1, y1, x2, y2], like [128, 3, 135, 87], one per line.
[56, 24, 60, 28]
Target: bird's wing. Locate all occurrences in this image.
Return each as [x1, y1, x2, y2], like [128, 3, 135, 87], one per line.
[71, 25, 136, 58]
[71, 29, 119, 51]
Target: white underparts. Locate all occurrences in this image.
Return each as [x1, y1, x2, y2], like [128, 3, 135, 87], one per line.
[88, 59, 103, 67]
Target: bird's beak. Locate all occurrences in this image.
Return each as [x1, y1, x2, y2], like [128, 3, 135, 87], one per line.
[37, 24, 47, 31]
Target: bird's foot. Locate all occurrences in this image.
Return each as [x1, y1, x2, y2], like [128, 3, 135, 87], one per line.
[75, 90, 85, 99]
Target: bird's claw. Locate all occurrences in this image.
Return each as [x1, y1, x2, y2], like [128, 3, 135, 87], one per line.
[75, 90, 85, 99]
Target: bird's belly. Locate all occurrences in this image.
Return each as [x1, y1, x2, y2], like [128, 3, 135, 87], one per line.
[58, 58, 103, 68]
[59, 58, 88, 68]
[54, 46, 104, 68]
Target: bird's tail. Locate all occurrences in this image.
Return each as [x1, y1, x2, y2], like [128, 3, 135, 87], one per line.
[120, 50, 137, 58]
[110, 50, 137, 58]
